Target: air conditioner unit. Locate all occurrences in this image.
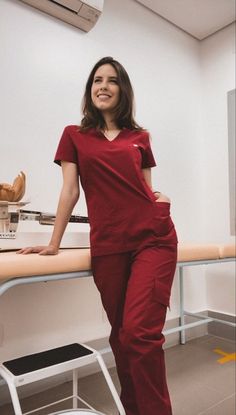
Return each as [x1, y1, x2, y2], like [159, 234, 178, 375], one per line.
[18, 0, 104, 32]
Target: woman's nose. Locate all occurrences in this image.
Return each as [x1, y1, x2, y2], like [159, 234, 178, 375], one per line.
[100, 82, 108, 90]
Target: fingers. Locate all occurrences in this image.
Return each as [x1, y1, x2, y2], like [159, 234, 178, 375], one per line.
[156, 193, 171, 203]
[17, 247, 39, 254]
[17, 244, 59, 255]
[16, 246, 57, 255]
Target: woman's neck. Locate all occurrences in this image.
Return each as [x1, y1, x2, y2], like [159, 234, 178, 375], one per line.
[102, 113, 119, 132]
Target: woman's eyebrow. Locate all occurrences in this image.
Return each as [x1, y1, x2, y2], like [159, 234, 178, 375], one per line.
[94, 75, 118, 80]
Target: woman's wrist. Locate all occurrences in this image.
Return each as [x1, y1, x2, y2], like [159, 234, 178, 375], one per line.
[48, 241, 60, 250]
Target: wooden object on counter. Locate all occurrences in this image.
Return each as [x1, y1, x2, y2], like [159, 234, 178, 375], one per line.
[0, 171, 26, 202]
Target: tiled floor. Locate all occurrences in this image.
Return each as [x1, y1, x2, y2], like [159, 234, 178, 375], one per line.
[1, 335, 235, 415]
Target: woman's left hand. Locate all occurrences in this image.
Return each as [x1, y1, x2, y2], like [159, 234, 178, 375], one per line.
[154, 192, 171, 203]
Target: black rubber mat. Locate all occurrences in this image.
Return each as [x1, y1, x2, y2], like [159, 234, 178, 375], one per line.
[3, 343, 94, 376]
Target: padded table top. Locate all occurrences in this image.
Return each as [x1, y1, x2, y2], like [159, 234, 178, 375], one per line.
[0, 244, 235, 280]
[0, 249, 91, 280]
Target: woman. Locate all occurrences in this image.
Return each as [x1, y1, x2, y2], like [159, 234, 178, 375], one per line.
[19, 57, 178, 415]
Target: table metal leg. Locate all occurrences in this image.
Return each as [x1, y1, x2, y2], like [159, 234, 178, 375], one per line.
[179, 266, 186, 344]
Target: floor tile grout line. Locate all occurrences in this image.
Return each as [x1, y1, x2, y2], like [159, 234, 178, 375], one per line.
[197, 392, 236, 415]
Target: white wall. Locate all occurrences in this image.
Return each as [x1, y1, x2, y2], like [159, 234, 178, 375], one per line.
[0, 0, 204, 238]
[201, 23, 235, 243]
[0, 0, 234, 373]
[200, 24, 235, 314]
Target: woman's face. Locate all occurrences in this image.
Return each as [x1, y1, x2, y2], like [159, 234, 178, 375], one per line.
[91, 64, 120, 114]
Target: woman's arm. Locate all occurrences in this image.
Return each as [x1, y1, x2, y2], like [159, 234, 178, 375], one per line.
[142, 168, 171, 203]
[18, 161, 80, 255]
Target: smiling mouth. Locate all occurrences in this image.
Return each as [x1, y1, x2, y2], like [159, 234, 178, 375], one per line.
[97, 94, 111, 98]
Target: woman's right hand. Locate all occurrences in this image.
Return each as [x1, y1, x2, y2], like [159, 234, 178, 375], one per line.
[154, 192, 171, 203]
[17, 245, 59, 255]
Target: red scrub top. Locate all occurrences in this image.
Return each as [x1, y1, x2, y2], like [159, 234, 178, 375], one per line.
[54, 125, 177, 256]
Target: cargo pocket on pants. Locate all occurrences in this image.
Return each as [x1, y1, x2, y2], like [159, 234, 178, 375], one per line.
[153, 243, 177, 307]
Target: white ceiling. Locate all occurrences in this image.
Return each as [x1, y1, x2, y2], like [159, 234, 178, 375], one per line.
[136, 0, 236, 40]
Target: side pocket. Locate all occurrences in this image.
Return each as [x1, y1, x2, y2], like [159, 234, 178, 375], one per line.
[152, 202, 173, 238]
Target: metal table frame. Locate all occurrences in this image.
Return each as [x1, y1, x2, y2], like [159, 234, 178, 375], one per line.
[0, 257, 235, 342]
[0, 270, 92, 297]
[175, 257, 236, 344]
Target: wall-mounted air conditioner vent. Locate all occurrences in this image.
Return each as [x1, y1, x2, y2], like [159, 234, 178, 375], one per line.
[18, 0, 104, 32]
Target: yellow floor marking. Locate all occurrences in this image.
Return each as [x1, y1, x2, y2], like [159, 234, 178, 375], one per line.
[213, 348, 236, 364]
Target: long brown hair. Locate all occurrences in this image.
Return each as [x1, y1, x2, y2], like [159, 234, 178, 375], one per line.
[80, 57, 143, 131]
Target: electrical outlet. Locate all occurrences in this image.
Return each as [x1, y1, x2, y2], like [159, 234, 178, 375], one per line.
[0, 324, 4, 346]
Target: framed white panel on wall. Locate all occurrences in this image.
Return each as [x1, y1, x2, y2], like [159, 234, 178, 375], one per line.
[227, 89, 236, 236]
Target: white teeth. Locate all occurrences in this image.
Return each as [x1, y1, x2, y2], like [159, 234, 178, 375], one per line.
[98, 94, 111, 100]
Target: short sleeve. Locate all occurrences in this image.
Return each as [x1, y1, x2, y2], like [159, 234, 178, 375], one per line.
[54, 126, 78, 167]
[141, 133, 157, 168]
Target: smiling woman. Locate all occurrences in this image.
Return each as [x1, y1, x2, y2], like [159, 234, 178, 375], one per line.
[19, 56, 178, 415]
[80, 56, 143, 135]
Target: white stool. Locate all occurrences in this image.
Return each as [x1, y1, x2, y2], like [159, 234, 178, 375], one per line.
[0, 343, 125, 415]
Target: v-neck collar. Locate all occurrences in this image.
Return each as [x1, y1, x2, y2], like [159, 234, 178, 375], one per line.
[97, 128, 126, 142]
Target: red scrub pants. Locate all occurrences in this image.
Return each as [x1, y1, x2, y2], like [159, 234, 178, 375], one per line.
[91, 243, 177, 415]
